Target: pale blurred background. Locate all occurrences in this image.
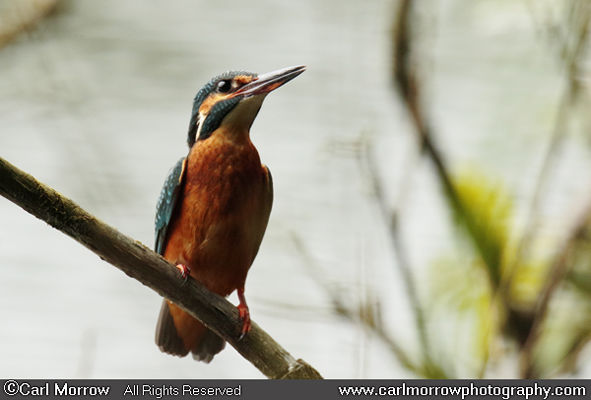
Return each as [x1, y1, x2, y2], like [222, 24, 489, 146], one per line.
[1, 0, 590, 378]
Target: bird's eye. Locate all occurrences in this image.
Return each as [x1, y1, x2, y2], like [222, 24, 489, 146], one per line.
[216, 80, 232, 93]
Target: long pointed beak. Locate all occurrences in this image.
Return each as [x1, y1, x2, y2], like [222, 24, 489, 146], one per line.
[234, 65, 306, 97]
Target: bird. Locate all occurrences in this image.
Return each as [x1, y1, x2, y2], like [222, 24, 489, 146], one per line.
[154, 65, 305, 362]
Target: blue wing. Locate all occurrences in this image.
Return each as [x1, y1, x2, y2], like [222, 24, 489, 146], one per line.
[154, 157, 187, 255]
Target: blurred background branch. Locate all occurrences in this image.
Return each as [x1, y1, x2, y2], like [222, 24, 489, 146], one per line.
[509, 0, 590, 307]
[285, 0, 591, 379]
[521, 200, 591, 377]
[0, 0, 57, 49]
[330, 0, 591, 378]
[392, 0, 505, 298]
[291, 231, 420, 375]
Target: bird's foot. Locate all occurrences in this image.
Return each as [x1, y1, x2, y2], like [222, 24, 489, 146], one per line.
[175, 264, 191, 283]
[237, 287, 251, 340]
[237, 303, 251, 340]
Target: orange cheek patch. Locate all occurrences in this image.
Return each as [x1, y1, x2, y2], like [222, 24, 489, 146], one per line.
[199, 93, 226, 115]
[198, 76, 255, 115]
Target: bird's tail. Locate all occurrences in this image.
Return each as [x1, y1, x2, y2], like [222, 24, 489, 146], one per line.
[155, 300, 225, 362]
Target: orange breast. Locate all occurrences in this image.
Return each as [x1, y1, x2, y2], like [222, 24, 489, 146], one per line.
[163, 131, 272, 296]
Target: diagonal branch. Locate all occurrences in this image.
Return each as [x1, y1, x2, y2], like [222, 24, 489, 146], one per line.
[392, 0, 501, 284]
[0, 0, 57, 49]
[508, 0, 590, 298]
[520, 200, 591, 378]
[0, 156, 322, 379]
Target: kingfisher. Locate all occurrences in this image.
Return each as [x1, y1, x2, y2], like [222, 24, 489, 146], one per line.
[153, 65, 306, 362]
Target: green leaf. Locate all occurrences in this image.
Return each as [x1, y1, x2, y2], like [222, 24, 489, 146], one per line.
[452, 169, 513, 287]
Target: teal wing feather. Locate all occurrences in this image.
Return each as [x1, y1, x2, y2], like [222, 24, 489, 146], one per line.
[154, 157, 187, 255]
[154, 157, 194, 358]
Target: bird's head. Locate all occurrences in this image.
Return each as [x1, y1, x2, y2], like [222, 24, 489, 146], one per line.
[187, 65, 306, 147]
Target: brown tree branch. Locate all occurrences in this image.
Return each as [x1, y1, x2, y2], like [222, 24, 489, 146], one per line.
[0, 156, 322, 379]
[507, 0, 590, 308]
[392, 0, 502, 286]
[390, 0, 591, 379]
[390, 1, 506, 377]
[520, 201, 591, 378]
[0, 0, 58, 49]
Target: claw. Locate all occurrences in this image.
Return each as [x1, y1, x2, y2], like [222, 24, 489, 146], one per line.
[237, 288, 251, 340]
[237, 303, 251, 340]
[175, 264, 190, 282]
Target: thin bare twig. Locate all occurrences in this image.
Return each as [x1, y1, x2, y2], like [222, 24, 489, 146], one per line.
[358, 136, 432, 365]
[507, 1, 590, 296]
[520, 201, 591, 378]
[290, 232, 419, 374]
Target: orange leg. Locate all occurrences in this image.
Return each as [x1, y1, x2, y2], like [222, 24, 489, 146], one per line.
[175, 264, 191, 282]
[237, 287, 251, 340]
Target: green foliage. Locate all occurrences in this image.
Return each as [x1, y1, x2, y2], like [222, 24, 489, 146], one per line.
[451, 169, 513, 287]
[507, 257, 549, 308]
[427, 252, 496, 376]
[427, 168, 591, 377]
